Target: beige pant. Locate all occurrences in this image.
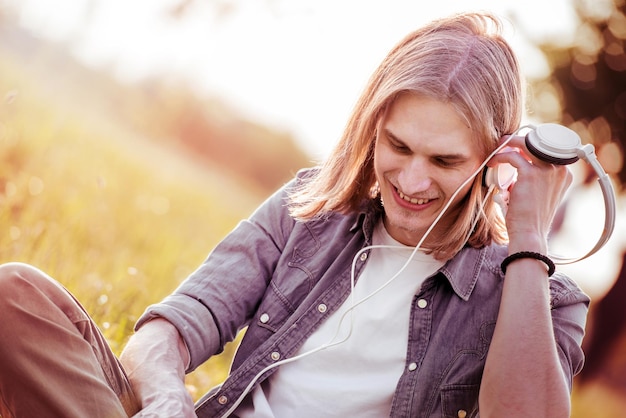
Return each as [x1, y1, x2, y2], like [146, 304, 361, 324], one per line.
[0, 263, 140, 418]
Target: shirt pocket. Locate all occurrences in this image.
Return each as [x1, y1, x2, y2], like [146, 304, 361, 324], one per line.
[252, 281, 299, 334]
[440, 384, 480, 418]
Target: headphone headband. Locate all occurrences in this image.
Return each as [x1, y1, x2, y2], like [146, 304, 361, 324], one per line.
[522, 124, 615, 263]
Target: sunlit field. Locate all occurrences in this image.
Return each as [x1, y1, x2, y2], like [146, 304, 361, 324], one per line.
[0, 75, 608, 415]
[0, 64, 259, 399]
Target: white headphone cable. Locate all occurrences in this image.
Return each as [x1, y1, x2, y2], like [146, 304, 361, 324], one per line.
[218, 132, 519, 417]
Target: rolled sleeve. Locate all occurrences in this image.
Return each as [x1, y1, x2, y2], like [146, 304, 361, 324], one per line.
[135, 294, 221, 373]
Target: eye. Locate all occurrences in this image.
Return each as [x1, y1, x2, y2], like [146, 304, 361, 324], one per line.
[388, 138, 411, 154]
[434, 157, 453, 167]
[432, 156, 463, 168]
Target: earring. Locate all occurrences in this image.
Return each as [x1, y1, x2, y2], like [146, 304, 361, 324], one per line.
[370, 182, 384, 207]
[370, 182, 380, 198]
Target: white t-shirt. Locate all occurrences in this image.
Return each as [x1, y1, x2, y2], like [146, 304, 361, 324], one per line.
[235, 221, 444, 417]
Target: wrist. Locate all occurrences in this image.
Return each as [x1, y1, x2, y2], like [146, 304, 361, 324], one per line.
[507, 233, 548, 255]
[501, 251, 555, 276]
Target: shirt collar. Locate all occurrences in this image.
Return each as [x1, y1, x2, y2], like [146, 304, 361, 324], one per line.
[439, 245, 491, 301]
[350, 199, 383, 246]
[352, 200, 493, 301]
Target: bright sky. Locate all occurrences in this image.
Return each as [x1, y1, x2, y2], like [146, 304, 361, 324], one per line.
[11, 0, 625, 296]
[13, 0, 580, 158]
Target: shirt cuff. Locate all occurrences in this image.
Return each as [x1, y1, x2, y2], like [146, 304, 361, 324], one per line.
[135, 293, 222, 373]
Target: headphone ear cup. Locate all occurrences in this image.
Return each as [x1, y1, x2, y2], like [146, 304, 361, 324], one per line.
[483, 164, 517, 190]
[482, 167, 491, 188]
[525, 123, 581, 165]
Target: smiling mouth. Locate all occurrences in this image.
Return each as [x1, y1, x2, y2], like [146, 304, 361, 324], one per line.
[397, 189, 433, 205]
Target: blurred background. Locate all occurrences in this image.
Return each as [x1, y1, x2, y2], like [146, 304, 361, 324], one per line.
[0, 0, 625, 415]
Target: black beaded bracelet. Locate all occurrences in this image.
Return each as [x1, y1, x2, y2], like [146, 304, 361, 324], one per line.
[501, 251, 556, 276]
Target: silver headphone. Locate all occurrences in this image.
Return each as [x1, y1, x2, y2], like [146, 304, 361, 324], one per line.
[487, 123, 616, 264]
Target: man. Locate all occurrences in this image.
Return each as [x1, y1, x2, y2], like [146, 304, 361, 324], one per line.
[0, 12, 589, 418]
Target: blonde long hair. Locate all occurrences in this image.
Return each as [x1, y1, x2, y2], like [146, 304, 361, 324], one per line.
[288, 12, 523, 259]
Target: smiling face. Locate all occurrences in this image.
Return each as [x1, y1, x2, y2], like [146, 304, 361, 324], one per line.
[374, 93, 483, 247]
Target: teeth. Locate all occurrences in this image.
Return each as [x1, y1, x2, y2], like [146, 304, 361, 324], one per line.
[398, 191, 430, 205]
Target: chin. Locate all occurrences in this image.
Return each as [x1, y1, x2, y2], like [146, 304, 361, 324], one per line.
[384, 212, 429, 245]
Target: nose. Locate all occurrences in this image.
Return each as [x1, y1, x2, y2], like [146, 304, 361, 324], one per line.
[397, 159, 432, 195]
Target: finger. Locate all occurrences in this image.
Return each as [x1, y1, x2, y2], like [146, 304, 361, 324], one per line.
[487, 147, 529, 170]
[498, 134, 525, 148]
[492, 135, 531, 161]
[497, 133, 562, 168]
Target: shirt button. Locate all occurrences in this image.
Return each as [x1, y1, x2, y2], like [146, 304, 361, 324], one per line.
[417, 299, 428, 309]
[218, 395, 228, 405]
[317, 303, 327, 313]
[259, 313, 270, 323]
[271, 351, 281, 361]
[457, 410, 467, 418]
[408, 362, 418, 371]
[359, 252, 368, 261]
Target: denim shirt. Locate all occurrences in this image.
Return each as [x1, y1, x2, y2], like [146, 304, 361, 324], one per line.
[136, 170, 590, 418]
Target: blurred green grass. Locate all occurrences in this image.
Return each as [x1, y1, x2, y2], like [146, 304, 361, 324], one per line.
[0, 72, 257, 399]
